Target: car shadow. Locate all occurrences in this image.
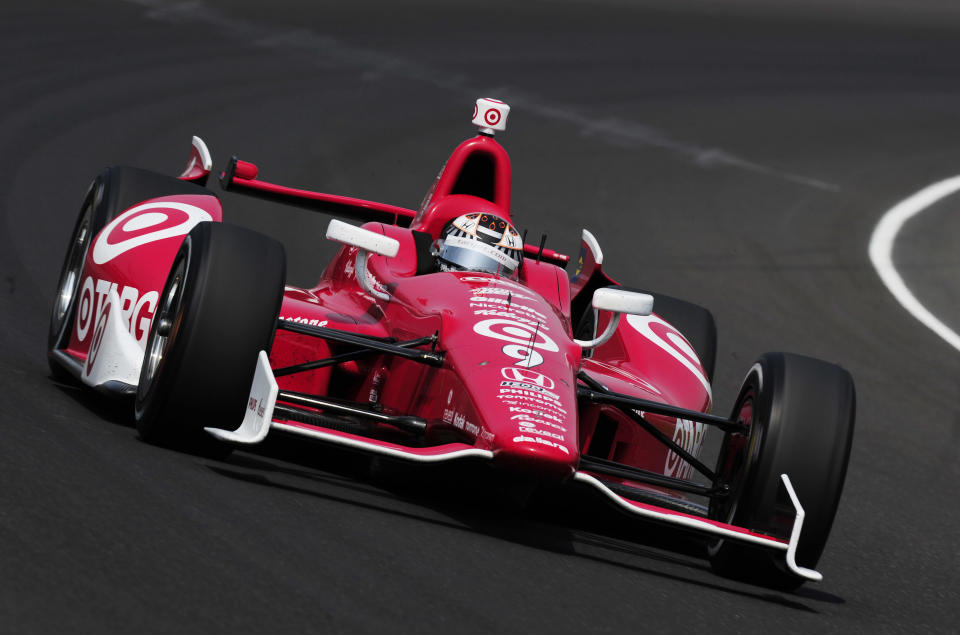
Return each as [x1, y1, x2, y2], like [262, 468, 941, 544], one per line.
[50, 375, 135, 429]
[208, 437, 844, 611]
[48, 373, 847, 610]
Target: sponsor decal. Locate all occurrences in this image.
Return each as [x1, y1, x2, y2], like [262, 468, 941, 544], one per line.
[471, 287, 533, 301]
[464, 279, 571, 450]
[516, 425, 564, 440]
[500, 366, 555, 390]
[499, 380, 560, 399]
[508, 406, 564, 424]
[496, 390, 565, 412]
[368, 368, 386, 403]
[473, 318, 558, 369]
[467, 283, 558, 368]
[470, 298, 547, 323]
[512, 435, 569, 454]
[247, 396, 266, 419]
[502, 345, 544, 368]
[458, 276, 528, 293]
[92, 202, 212, 264]
[76, 276, 158, 347]
[442, 407, 478, 436]
[279, 316, 329, 327]
[664, 418, 707, 480]
[509, 413, 566, 431]
[358, 252, 387, 295]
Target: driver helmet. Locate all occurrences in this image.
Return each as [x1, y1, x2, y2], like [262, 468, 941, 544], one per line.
[435, 212, 524, 278]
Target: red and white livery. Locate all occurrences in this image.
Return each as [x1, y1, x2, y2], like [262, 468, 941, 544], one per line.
[48, 98, 856, 590]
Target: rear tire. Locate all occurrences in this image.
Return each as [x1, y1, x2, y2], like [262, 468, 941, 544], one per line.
[708, 352, 856, 589]
[48, 167, 212, 381]
[134, 222, 285, 454]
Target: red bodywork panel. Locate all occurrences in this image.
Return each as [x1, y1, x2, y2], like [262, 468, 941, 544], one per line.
[62, 130, 710, 489]
[264, 131, 711, 482]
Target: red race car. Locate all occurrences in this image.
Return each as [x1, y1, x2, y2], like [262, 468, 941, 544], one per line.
[48, 98, 855, 590]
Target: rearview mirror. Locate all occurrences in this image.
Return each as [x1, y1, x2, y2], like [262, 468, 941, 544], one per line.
[592, 287, 653, 316]
[575, 287, 654, 349]
[326, 220, 399, 301]
[327, 219, 400, 258]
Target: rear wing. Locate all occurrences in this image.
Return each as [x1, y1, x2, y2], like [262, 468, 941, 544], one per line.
[220, 155, 419, 226]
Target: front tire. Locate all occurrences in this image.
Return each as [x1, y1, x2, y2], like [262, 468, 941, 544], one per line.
[48, 166, 213, 381]
[708, 352, 856, 589]
[135, 222, 285, 453]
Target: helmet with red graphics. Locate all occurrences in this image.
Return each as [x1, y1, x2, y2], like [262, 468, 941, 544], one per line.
[436, 212, 524, 278]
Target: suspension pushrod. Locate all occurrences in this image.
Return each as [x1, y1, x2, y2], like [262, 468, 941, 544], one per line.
[577, 373, 745, 433]
[277, 321, 443, 366]
[273, 335, 438, 377]
[277, 390, 426, 434]
[577, 372, 734, 483]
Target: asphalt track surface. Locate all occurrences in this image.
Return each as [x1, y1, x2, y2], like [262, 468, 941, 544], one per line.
[3, 1, 960, 632]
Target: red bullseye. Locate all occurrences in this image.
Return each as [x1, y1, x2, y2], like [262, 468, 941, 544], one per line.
[484, 109, 501, 125]
[76, 278, 95, 341]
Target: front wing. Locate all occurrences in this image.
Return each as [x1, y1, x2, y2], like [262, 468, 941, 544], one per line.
[207, 351, 821, 583]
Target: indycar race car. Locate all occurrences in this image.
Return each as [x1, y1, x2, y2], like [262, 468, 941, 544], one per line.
[47, 98, 855, 590]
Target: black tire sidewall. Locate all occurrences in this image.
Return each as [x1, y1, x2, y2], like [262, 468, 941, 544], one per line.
[135, 222, 285, 448]
[709, 352, 856, 587]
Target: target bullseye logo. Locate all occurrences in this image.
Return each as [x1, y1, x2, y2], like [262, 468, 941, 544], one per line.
[77, 277, 95, 341]
[471, 97, 510, 132]
[92, 201, 213, 264]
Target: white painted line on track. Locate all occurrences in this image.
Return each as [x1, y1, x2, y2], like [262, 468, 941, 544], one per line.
[869, 176, 960, 353]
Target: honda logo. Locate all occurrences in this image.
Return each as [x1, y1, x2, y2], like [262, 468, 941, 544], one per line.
[500, 367, 555, 390]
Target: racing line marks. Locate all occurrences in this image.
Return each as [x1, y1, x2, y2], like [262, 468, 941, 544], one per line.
[125, 0, 839, 192]
[869, 175, 960, 353]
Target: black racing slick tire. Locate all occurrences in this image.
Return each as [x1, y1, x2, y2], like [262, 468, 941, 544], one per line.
[134, 222, 285, 453]
[47, 166, 213, 381]
[707, 353, 856, 590]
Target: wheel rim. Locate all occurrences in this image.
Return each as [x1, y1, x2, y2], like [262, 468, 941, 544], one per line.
[710, 385, 760, 525]
[51, 199, 94, 338]
[138, 249, 189, 404]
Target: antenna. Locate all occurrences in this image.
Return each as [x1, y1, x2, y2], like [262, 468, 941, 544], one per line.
[536, 234, 547, 263]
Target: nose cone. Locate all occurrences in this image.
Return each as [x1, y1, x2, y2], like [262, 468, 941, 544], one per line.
[493, 432, 579, 480]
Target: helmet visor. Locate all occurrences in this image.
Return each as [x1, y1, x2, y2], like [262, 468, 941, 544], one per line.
[438, 235, 520, 278]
